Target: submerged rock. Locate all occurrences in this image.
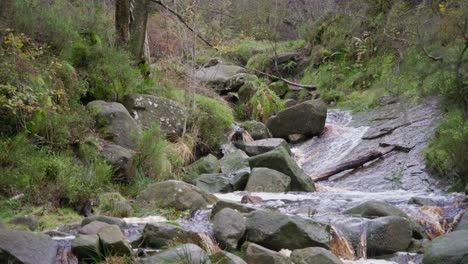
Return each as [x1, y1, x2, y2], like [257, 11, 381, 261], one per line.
[244, 242, 289, 264]
[87, 100, 141, 149]
[136, 180, 218, 211]
[266, 100, 327, 140]
[248, 147, 315, 192]
[245, 167, 291, 193]
[140, 243, 211, 264]
[423, 230, 468, 264]
[0, 229, 57, 264]
[291, 247, 343, 264]
[213, 208, 246, 251]
[245, 210, 330, 251]
[123, 93, 186, 135]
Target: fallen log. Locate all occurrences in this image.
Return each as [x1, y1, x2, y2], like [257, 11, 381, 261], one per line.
[312, 145, 396, 182]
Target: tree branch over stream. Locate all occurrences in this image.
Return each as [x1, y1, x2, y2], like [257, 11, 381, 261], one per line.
[150, 0, 317, 91]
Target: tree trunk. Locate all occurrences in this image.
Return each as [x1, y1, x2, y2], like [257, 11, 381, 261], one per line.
[115, 0, 130, 46]
[129, 0, 151, 64]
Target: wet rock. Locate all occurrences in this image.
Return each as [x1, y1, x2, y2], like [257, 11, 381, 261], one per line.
[290, 247, 343, 264]
[0, 229, 57, 264]
[82, 215, 126, 228]
[366, 216, 413, 256]
[344, 200, 408, 218]
[245, 210, 330, 251]
[213, 208, 246, 250]
[140, 243, 211, 264]
[97, 192, 133, 217]
[195, 173, 233, 193]
[241, 195, 264, 204]
[210, 251, 247, 264]
[220, 149, 249, 174]
[123, 93, 186, 135]
[408, 197, 438, 206]
[71, 234, 100, 261]
[245, 168, 291, 193]
[100, 144, 136, 183]
[269, 82, 289, 98]
[266, 100, 327, 139]
[195, 63, 247, 91]
[454, 211, 468, 231]
[142, 223, 198, 248]
[136, 180, 218, 211]
[79, 221, 110, 235]
[8, 215, 38, 231]
[248, 147, 315, 192]
[238, 138, 291, 157]
[423, 230, 468, 264]
[240, 121, 272, 140]
[244, 242, 289, 264]
[187, 154, 221, 177]
[211, 200, 257, 218]
[284, 99, 297, 108]
[97, 225, 132, 256]
[87, 100, 140, 149]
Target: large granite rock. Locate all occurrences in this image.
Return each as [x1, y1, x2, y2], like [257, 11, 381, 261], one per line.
[245, 168, 291, 193]
[266, 100, 327, 139]
[423, 230, 468, 264]
[141, 243, 211, 264]
[237, 138, 290, 157]
[101, 144, 136, 183]
[244, 243, 289, 264]
[213, 208, 246, 251]
[87, 100, 140, 149]
[123, 93, 186, 135]
[0, 230, 57, 264]
[248, 147, 315, 192]
[366, 216, 413, 256]
[291, 247, 343, 264]
[97, 225, 132, 256]
[136, 180, 218, 211]
[245, 210, 330, 251]
[220, 149, 249, 174]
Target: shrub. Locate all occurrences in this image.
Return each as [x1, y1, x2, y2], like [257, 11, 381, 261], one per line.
[425, 108, 468, 188]
[249, 81, 285, 122]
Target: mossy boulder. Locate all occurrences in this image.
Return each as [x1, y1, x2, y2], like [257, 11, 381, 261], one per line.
[266, 100, 327, 139]
[136, 180, 218, 211]
[141, 223, 199, 249]
[71, 234, 101, 261]
[97, 192, 133, 218]
[195, 173, 233, 193]
[423, 230, 468, 264]
[100, 144, 136, 183]
[238, 82, 258, 103]
[195, 63, 247, 91]
[220, 149, 249, 174]
[366, 216, 413, 256]
[238, 138, 290, 157]
[187, 154, 221, 177]
[97, 225, 132, 256]
[141, 243, 211, 264]
[87, 100, 141, 149]
[212, 208, 246, 251]
[248, 147, 315, 192]
[245, 168, 291, 193]
[240, 121, 271, 140]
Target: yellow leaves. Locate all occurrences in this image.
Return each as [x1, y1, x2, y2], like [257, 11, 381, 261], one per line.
[439, 4, 446, 13]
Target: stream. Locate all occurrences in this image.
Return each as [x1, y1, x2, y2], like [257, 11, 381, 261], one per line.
[53, 99, 467, 264]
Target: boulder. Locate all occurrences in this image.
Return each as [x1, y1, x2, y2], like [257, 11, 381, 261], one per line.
[220, 149, 249, 174]
[142, 223, 198, 248]
[87, 100, 140, 149]
[244, 243, 289, 264]
[291, 247, 343, 264]
[366, 216, 413, 256]
[238, 82, 258, 103]
[240, 121, 271, 140]
[227, 73, 258, 93]
[81, 215, 126, 228]
[210, 251, 247, 264]
[8, 215, 38, 231]
[454, 211, 468, 231]
[194, 64, 246, 91]
[0, 229, 57, 264]
[344, 200, 409, 219]
[79, 221, 110, 235]
[241, 195, 264, 204]
[245, 210, 330, 251]
[136, 180, 218, 211]
[408, 197, 438, 206]
[245, 168, 291, 193]
[248, 147, 315, 192]
[100, 144, 136, 183]
[229, 167, 251, 191]
[266, 100, 327, 139]
[97, 225, 132, 256]
[211, 200, 256, 218]
[140, 243, 211, 264]
[213, 208, 246, 250]
[71, 234, 100, 261]
[187, 154, 221, 176]
[238, 138, 291, 157]
[423, 230, 468, 264]
[195, 173, 233, 193]
[123, 93, 186, 135]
